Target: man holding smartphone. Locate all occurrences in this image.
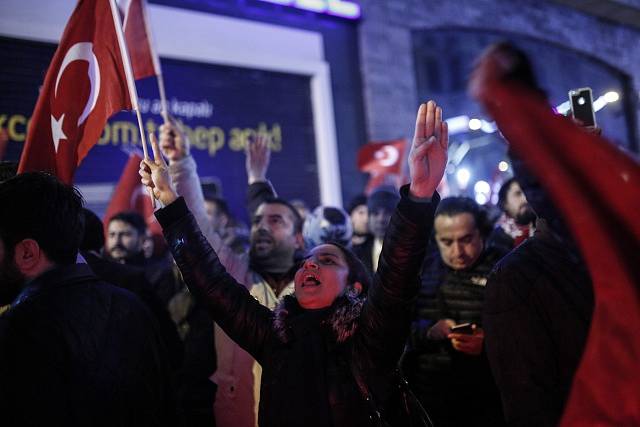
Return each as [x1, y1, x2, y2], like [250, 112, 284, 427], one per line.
[405, 197, 506, 427]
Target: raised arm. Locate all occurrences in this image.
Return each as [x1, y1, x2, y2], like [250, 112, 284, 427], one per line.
[245, 134, 278, 215]
[140, 135, 273, 362]
[158, 116, 249, 283]
[359, 101, 448, 370]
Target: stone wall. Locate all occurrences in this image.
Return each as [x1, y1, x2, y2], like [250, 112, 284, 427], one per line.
[359, 0, 640, 150]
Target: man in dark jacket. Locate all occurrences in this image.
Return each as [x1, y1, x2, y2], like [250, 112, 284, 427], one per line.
[470, 41, 594, 427]
[488, 177, 536, 253]
[352, 186, 400, 273]
[0, 172, 173, 426]
[406, 196, 506, 427]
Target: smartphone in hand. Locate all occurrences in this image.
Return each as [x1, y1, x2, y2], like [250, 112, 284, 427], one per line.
[569, 87, 596, 128]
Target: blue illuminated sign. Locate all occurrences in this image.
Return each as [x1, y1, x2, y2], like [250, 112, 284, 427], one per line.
[259, 0, 360, 19]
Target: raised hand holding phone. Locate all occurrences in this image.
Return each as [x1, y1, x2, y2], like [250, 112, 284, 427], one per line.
[569, 87, 596, 128]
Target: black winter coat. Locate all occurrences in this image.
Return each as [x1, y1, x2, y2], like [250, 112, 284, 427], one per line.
[405, 246, 507, 427]
[155, 187, 438, 427]
[483, 220, 593, 427]
[0, 264, 174, 426]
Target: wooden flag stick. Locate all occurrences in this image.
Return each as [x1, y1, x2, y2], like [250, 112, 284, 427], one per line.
[109, 0, 156, 208]
[157, 72, 169, 122]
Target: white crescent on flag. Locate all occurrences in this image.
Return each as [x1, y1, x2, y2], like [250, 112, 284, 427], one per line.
[374, 145, 399, 167]
[51, 42, 101, 152]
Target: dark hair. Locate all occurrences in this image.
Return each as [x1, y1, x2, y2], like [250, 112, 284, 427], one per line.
[497, 177, 519, 210]
[367, 186, 400, 214]
[205, 196, 230, 217]
[328, 242, 372, 295]
[0, 172, 84, 265]
[258, 197, 303, 234]
[81, 208, 105, 252]
[346, 194, 367, 215]
[108, 211, 147, 236]
[0, 161, 18, 182]
[435, 197, 492, 239]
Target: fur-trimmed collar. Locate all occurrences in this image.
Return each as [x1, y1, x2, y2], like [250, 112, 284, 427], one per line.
[273, 294, 365, 344]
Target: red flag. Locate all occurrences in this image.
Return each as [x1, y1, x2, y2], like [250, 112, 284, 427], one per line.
[118, 0, 160, 80]
[18, 0, 133, 184]
[480, 82, 640, 426]
[357, 138, 407, 193]
[103, 151, 162, 250]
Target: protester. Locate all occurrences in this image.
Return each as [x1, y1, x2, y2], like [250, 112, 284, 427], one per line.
[106, 211, 179, 306]
[352, 186, 400, 273]
[159, 118, 303, 427]
[141, 100, 447, 426]
[347, 194, 369, 246]
[0, 172, 174, 426]
[81, 208, 184, 371]
[488, 177, 536, 252]
[405, 196, 506, 427]
[470, 41, 595, 427]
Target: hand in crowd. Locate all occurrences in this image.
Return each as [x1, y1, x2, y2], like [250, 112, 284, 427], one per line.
[409, 100, 448, 198]
[159, 115, 190, 162]
[571, 116, 603, 136]
[246, 133, 271, 184]
[448, 326, 485, 356]
[140, 133, 178, 207]
[426, 318, 455, 340]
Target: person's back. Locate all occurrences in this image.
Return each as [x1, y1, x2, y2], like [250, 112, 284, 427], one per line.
[0, 172, 173, 426]
[483, 220, 593, 426]
[0, 265, 173, 426]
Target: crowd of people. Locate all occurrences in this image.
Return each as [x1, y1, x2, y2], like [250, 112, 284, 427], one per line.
[2, 40, 632, 427]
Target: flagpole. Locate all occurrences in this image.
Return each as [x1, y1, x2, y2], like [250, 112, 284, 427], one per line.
[139, 0, 169, 121]
[157, 72, 169, 121]
[109, 0, 156, 207]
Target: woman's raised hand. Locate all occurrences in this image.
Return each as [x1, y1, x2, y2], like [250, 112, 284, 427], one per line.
[139, 133, 178, 207]
[408, 101, 448, 198]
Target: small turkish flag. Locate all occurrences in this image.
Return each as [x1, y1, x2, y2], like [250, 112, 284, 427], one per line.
[103, 150, 161, 238]
[357, 138, 407, 193]
[118, 0, 160, 80]
[357, 138, 407, 175]
[18, 0, 132, 184]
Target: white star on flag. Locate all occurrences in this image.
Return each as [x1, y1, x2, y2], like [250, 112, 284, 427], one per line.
[51, 114, 67, 153]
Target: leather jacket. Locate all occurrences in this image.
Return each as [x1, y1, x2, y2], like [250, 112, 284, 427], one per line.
[155, 186, 439, 427]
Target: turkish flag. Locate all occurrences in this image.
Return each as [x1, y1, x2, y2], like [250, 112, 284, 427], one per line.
[357, 139, 407, 193]
[118, 0, 160, 80]
[18, 0, 132, 184]
[103, 151, 163, 251]
[480, 82, 640, 426]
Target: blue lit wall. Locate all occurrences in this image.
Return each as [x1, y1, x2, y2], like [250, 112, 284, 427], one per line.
[149, 0, 368, 206]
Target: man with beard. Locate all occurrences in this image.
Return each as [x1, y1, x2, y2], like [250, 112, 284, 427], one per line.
[106, 211, 178, 306]
[156, 118, 303, 427]
[0, 172, 173, 426]
[405, 197, 506, 427]
[488, 177, 537, 252]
